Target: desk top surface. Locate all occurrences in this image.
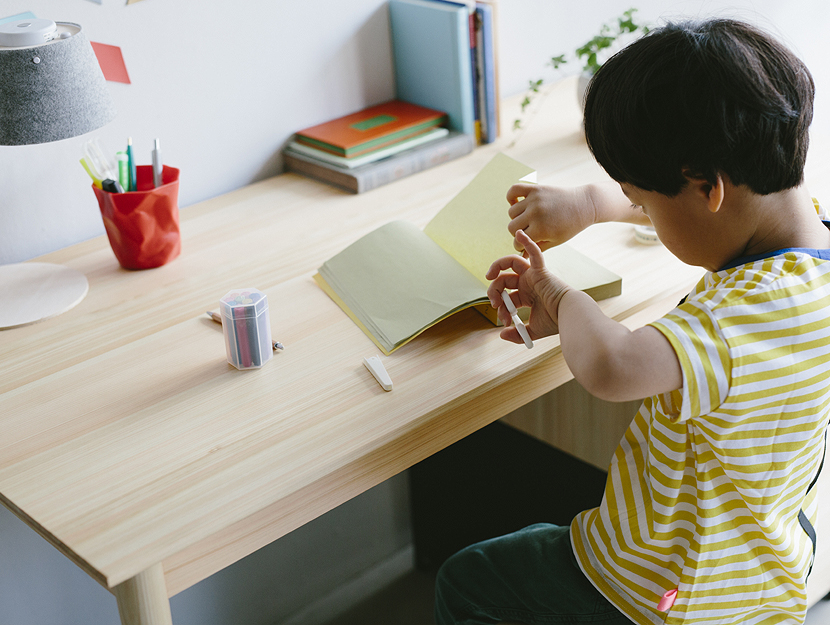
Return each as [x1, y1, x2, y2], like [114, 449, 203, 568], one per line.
[2, 78, 825, 595]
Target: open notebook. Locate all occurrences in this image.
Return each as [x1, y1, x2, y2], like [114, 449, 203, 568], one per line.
[314, 153, 622, 354]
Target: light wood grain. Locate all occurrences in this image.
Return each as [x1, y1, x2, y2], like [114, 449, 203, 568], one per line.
[1, 77, 827, 621]
[0, 219, 700, 592]
[114, 564, 173, 625]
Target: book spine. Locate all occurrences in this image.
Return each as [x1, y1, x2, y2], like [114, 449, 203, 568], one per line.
[284, 133, 475, 194]
[351, 133, 475, 193]
[283, 152, 359, 193]
[474, 9, 487, 143]
[476, 3, 497, 143]
[469, 12, 480, 144]
[477, 0, 500, 138]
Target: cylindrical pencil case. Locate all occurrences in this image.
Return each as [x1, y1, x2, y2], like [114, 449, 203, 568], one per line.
[93, 165, 181, 270]
[220, 289, 273, 370]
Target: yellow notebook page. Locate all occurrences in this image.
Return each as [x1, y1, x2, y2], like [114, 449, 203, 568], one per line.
[424, 152, 536, 286]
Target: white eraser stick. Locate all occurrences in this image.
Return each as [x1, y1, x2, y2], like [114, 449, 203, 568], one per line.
[363, 355, 393, 391]
[501, 290, 533, 349]
[501, 288, 518, 315]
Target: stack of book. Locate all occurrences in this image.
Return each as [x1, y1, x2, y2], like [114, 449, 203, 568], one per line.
[389, 0, 500, 145]
[284, 99, 475, 193]
[284, 0, 501, 193]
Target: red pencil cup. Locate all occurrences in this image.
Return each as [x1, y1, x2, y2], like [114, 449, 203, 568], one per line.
[93, 165, 181, 270]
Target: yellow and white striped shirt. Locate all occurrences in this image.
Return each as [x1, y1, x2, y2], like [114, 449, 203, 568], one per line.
[572, 205, 830, 625]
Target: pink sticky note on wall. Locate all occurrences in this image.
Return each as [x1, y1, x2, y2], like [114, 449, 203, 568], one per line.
[90, 41, 131, 84]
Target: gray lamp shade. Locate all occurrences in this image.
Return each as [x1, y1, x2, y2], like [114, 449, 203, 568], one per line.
[0, 22, 116, 145]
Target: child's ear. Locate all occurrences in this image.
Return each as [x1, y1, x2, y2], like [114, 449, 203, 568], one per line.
[682, 169, 724, 214]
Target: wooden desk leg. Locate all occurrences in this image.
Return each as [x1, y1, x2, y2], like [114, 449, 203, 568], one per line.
[114, 563, 173, 625]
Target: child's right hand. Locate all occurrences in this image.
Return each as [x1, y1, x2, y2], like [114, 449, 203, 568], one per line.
[506, 184, 596, 253]
[486, 230, 572, 344]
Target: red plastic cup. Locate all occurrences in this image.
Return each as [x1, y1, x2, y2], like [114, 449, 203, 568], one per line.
[93, 165, 181, 269]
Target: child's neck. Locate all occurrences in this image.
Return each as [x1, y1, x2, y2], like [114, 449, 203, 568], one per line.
[726, 185, 830, 267]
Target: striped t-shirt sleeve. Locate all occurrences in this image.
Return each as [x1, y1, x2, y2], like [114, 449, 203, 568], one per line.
[650, 299, 731, 423]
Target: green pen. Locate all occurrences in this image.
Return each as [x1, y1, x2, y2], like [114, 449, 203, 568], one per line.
[116, 151, 129, 191]
[126, 137, 137, 191]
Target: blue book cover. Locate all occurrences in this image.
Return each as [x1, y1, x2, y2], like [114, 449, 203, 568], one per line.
[389, 0, 475, 136]
[476, 3, 497, 143]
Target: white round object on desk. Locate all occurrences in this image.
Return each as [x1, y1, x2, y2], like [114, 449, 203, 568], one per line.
[634, 224, 660, 245]
[0, 262, 89, 329]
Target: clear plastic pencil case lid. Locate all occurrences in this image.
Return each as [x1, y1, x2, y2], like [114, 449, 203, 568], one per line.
[220, 289, 272, 370]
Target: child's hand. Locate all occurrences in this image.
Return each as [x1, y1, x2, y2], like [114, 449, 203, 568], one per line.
[506, 184, 595, 253]
[486, 230, 572, 344]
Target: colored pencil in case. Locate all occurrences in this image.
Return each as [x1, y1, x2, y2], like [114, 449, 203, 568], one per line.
[207, 310, 283, 351]
[235, 307, 252, 368]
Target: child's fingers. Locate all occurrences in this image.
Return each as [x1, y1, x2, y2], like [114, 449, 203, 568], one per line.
[499, 326, 524, 345]
[508, 214, 529, 240]
[500, 323, 537, 344]
[486, 273, 520, 307]
[507, 198, 526, 219]
[511, 226, 548, 254]
[506, 183, 534, 206]
[512, 228, 550, 254]
[515, 230, 546, 268]
[485, 253, 530, 281]
[502, 289, 518, 312]
[513, 236, 527, 254]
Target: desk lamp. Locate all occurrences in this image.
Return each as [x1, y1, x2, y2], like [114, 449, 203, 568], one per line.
[0, 18, 116, 329]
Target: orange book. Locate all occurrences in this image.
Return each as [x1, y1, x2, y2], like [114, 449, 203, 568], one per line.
[295, 100, 448, 158]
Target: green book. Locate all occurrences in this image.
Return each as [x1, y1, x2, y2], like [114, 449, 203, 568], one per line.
[315, 153, 622, 354]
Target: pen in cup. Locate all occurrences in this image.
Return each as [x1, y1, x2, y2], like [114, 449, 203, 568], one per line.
[80, 158, 103, 189]
[102, 178, 124, 193]
[152, 138, 163, 188]
[206, 310, 284, 350]
[116, 151, 129, 191]
[126, 137, 137, 191]
[82, 138, 118, 182]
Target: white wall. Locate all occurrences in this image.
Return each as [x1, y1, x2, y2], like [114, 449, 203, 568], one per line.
[1, 0, 396, 264]
[2, 1, 829, 624]
[1, 0, 827, 264]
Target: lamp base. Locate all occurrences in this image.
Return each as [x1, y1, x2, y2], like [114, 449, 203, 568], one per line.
[0, 262, 89, 330]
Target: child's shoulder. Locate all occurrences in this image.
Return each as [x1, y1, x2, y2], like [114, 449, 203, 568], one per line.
[662, 250, 830, 356]
[691, 248, 830, 311]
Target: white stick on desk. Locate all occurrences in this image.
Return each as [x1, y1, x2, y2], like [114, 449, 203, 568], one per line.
[363, 355, 393, 391]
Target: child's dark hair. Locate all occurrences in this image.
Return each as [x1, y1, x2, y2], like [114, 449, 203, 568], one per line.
[583, 19, 814, 196]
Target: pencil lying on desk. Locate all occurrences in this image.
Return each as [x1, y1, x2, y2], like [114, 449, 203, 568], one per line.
[206, 311, 284, 350]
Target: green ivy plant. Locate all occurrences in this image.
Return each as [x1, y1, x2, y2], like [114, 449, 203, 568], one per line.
[513, 8, 650, 132]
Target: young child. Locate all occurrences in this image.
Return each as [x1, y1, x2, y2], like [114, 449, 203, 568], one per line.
[435, 18, 830, 625]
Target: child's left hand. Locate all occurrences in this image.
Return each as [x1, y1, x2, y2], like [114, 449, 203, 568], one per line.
[485, 230, 572, 344]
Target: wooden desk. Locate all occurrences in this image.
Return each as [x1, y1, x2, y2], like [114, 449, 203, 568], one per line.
[2, 79, 827, 623]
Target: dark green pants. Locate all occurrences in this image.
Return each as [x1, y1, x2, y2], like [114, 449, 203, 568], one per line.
[434, 523, 631, 624]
